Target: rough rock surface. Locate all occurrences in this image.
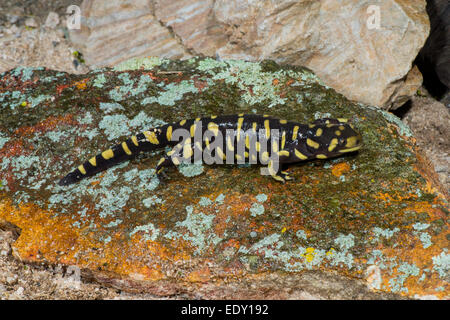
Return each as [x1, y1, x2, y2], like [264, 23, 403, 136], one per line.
[69, 0, 430, 109]
[0, 58, 448, 299]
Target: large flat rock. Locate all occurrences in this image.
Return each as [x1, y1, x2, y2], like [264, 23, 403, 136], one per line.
[0, 58, 448, 299]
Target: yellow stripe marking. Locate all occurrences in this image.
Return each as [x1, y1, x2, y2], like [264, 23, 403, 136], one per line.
[143, 131, 159, 144]
[264, 120, 270, 138]
[179, 119, 186, 126]
[307, 138, 320, 149]
[339, 146, 361, 153]
[281, 131, 286, 149]
[195, 117, 201, 122]
[255, 141, 261, 152]
[252, 122, 257, 133]
[261, 151, 269, 162]
[235, 154, 243, 161]
[278, 150, 290, 157]
[316, 154, 327, 159]
[88, 157, 97, 167]
[211, 115, 217, 119]
[157, 158, 165, 166]
[172, 157, 180, 165]
[280, 119, 287, 124]
[195, 141, 202, 151]
[205, 137, 210, 147]
[337, 118, 348, 123]
[263, 114, 269, 117]
[292, 126, 299, 140]
[272, 141, 279, 153]
[131, 135, 139, 146]
[295, 149, 308, 160]
[122, 142, 132, 155]
[102, 149, 114, 160]
[78, 165, 87, 175]
[309, 124, 315, 128]
[166, 126, 173, 141]
[238, 113, 244, 117]
[245, 135, 250, 149]
[316, 128, 323, 137]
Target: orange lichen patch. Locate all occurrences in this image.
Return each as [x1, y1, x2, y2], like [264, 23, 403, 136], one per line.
[272, 79, 280, 86]
[331, 162, 351, 177]
[0, 140, 26, 157]
[186, 266, 212, 283]
[192, 76, 208, 92]
[14, 114, 76, 136]
[74, 79, 89, 90]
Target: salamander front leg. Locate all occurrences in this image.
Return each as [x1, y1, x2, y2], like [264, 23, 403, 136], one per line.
[266, 160, 294, 183]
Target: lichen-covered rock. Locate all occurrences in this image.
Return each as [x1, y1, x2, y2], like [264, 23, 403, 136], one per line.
[0, 58, 448, 299]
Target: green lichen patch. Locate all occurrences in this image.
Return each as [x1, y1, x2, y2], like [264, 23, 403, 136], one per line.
[0, 57, 448, 298]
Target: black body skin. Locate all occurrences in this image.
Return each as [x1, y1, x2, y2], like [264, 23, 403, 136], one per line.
[58, 114, 362, 186]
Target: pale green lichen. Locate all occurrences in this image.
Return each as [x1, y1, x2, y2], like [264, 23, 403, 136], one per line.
[142, 80, 198, 106]
[178, 162, 204, 177]
[93, 73, 107, 88]
[143, 195, 165, 208]
[250, 203, 265, 217]
[129, 223, 160, 241]
[372, 227, 400, 240]
[432, 251, 450, 279]
[389, 262, 420, 293]
[198, 197, 212, 207]
[0, 132, 9, 149]
[99, 102, 125, 114]
[255, 193, 267, 203]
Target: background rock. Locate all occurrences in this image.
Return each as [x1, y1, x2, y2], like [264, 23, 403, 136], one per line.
[69, 0, 430, 109]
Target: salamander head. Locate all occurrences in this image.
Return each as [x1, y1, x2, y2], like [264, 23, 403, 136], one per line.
[306, 122, 362, 158]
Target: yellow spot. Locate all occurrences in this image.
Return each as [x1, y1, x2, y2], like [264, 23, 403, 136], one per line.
[308, 124, 315, 128]
[268, 160, 276, 175]
[244, 151, 249, 158]
[131, 136, 139, 146]
[237, 117, 244, 141]
[346, 136, 358, 148]
[306, 138, 320, 149]
[121, 142, 132, 155]
[252, 122, 257, 133]
[167, 149, 175, 156]
[292, 126, 299, 140]
[78, 165, 86, 175]
[195, 117, 201, 122]
[335, 130, 341, 136]
[211, 115, 217, 119]
[21, 101, 28, 107]
[251, 154, 257, 162]
[279, 119, 287, 124]
[264, 120, 270, 138]
[172, 157, 180, 165]
[88, 157, 97, 166]
[326, 123, 334, 128]
[238, 113, 244, 116]
[295, 149, 308, 160]
[235, 154, 243, 161]
[208, 122, 219, 136]
[339, 125, 346, 131]
[272, 175, 285, 182]
[261, 151, 269, 162]
[102, 149, 114, 160]
[157, 158, 165, 166]
[205, 137, 210, 147]
[328, 138, 338, 152]
[281, 227, 287, 233]
[144, 131, 159, 144]
[255, 141, 261, 152]
[278, 150, 290, 157]
[281, 131, 286, 149]
[245, 135, 250, 149]
[316, 128, 323, 137]
[263, 114, 269, 117]
[195, 141, 202, 151]
[166, 126, 173, 141]
[337, 118, 348, 123]
[179, 119, 187, 126]
[316, 154, 327, 159]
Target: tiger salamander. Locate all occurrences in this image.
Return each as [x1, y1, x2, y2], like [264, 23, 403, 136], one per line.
[58, 114, 362, 186]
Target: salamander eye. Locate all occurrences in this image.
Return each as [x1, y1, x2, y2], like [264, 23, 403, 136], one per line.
[338, 137, 346, 145]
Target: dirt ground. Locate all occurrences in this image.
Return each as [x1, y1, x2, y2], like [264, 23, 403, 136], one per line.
[0, 1, 448, 300]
